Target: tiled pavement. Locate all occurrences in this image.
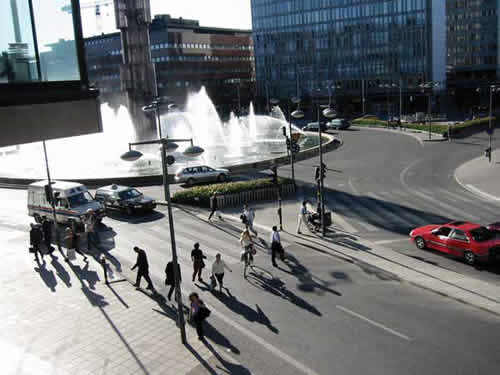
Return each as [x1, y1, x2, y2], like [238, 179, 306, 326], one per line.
[1, 228, 213, 375]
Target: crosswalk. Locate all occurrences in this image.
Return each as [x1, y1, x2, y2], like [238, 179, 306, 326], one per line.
[109, 210, 286, 270]
[325, 186, 500, 235]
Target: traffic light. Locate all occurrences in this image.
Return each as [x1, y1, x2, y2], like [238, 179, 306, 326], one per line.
[485, 147, 492, 162]
[44, 184, 53, 204]
[320, 163, 326, 179]
[314, 166, 320, 181]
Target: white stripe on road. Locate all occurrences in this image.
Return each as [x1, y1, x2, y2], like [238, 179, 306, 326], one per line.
[331, 211, 359, 233]
[334, 195, 379, 231]
[212, 305, 322, 375]
[410, 189, 480, 221]
[365, 192, 415, 227]
[336, 305, 413, 342]
[373, 238, 410, 245]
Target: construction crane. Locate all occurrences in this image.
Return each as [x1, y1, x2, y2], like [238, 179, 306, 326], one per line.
[61, 0, 112, 34]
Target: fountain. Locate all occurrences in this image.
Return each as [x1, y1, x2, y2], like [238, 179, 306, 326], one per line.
[0, 87, 318, 180]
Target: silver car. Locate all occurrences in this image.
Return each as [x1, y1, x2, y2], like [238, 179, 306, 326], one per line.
[174, 165, 230, 186]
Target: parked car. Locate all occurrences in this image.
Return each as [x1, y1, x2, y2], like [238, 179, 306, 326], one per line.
[28, 180, 105, 225]
[304, 122, 327, 132]
[174, 165, 230, 186]
[327, 118, 351, 130]
[95, 184, 156, 215]
[409, 221, 500, 265]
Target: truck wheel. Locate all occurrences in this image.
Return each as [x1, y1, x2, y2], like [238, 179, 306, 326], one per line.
[187, 178, 195, 187]
[217, 174, 226, 182]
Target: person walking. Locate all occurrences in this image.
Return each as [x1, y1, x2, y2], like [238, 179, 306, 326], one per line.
[191, 242, 206, 282]
[84, 209, 100, 251]
[42, 217, 53, 251]
[243, 204, 257, 236]
[30, 223, 44, 262]
[240, 228, 254, 277]
[131, 246, 154, 291]
[270, 225, 284, 267]
[64, 227, 88, 261]
[189, 292, 210, 340]
[211, 253, 232, 292]
[165, 260, 181, 302]
[296, 201, 310, 234]
[208, 192, 222, 221]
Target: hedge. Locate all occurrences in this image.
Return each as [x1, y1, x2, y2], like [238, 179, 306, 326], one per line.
[352, 116, 496, 137]
[172, 177, 293, 206]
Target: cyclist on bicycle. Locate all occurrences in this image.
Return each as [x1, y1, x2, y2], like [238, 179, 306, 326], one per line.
[240, 228, 254, 276]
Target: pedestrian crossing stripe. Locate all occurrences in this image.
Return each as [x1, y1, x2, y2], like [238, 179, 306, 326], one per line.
[332, 194, 379, 231]
[364, 192, 415, 228]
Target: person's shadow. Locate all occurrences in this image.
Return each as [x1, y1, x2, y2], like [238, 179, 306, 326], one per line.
[50, 255, 72, 288]
[34, 258, 57, 292]
[217, 289, 278, 334]
[73, 262, 100, 290]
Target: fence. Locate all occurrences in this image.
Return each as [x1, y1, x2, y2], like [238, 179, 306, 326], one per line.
[216, 183, 295, 209]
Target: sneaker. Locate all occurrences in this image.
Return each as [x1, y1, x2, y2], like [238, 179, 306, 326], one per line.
[297, 231, 302, 234]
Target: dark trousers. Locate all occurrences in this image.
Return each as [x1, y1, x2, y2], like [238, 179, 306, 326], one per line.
[33, 243, 43, 260]
[271, 242, 283, 266]
[208, 207, 218, 220]
[192, 261, 203, 281]
[136, 268, 153, 289]
[44, 233, 51, 249]
[215, 272, 224, 288]
[87, 231, 100, 250]
[167, 284, 177, 301]
[194, 314, 204, 338]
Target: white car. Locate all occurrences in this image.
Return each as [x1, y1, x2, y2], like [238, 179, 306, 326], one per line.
[174, 166, 230, 186]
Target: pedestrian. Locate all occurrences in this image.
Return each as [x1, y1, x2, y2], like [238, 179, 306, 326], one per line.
[270, 225, 284, 267]
[84, 209, 100, 251]
[30, 223, 44, 262]
[208, 192, 222, 221]
[189, 292, 210, 340]
[131, 246, 154, 291]
[165, 259, 181, 302]
[42, 217, 53, 251]
[296, 201, 310, 234]
[64, 227, 88, 261]
[191, 242, 206, 282]
[243, 203, 257, 236]
[212, 253, 232, 292]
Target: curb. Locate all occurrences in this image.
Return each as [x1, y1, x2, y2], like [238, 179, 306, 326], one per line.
[454, 162, 500, 202]
[351, 125, 445, 145]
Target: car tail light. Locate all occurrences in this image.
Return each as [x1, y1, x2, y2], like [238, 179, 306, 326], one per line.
[175, 172, 181, 177]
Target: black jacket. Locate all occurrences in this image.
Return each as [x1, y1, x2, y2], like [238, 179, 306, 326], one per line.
[165, 261, 181, 284]
[30, 227, 43, 245]
[42, 220, 52, 236]
[210, 195, 218, 210]
[132, 249, 149, 271]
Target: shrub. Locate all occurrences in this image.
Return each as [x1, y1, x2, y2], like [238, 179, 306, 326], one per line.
[172, 177, 293, 206]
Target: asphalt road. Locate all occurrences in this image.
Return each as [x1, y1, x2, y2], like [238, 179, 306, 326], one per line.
[279, 127, 500, 285]
[2, 186, 500, 375]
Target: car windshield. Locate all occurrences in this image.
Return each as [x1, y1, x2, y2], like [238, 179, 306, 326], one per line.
[118, 189, 142, 200]
[68, 192, 93, 207]
[470, 227, 495, 242]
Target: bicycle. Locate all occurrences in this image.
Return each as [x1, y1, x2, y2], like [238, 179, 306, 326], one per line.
[242, 244, 255, 278]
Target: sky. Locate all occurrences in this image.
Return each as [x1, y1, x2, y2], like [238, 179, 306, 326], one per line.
[1, 0, 253, 52]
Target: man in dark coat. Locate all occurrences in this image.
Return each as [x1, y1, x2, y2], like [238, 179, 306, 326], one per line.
[42, 218, 53, 251]
[131, 246, 154, 290]
[165, 260, 182, 301]
[208, 192, 222, 221]
[30, 223, 44, 262]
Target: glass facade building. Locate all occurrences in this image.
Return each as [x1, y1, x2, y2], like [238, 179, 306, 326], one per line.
[251, 0, 446, 102]
[447, 0, 498, 86]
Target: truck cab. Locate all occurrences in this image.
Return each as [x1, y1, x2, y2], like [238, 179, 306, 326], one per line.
[27, 180, 105, 225]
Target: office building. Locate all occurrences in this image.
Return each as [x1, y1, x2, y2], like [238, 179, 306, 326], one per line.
[251, 0, 446, 114]
[83, 15, 255, 113]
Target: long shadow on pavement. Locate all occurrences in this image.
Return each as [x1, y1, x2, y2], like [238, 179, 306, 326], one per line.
[246, 266, 322, 316]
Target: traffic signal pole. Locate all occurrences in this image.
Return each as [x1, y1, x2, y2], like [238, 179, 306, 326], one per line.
[317, 104, 326, 237]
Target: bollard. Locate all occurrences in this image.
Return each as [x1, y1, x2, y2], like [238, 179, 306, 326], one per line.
[101, 256, 109, 285]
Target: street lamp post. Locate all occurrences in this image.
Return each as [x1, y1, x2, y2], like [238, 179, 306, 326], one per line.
[419, 81, 440, 140]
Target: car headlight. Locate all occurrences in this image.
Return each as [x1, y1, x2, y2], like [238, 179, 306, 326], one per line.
[409, 230, 414, 237]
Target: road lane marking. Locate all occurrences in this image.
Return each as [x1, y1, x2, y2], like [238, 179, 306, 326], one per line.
[373, 238, 410, 245]
[348, 178, 359, 195]
[336, 305, 413, 342]
[365, 192, 414, 228]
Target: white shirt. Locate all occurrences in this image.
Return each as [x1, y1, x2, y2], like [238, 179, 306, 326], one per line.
[212, 259, 229, 275]
[244, 208, 255, 222]
[300, 206, 308, 216]
[271, 230, 280, 243]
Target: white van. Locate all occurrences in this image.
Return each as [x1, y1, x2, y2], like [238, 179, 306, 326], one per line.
[27, 180, 105, 225]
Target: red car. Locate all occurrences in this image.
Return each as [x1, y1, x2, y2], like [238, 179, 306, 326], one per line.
[409, 221, 500, 265]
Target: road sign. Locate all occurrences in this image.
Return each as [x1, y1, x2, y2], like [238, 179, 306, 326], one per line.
[166, 155, 176, 165]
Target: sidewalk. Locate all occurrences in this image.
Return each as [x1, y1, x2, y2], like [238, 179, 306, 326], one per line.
[1, 229, 216, 375]
[455, 150, 500, 201]
[219, 199, 500, 317]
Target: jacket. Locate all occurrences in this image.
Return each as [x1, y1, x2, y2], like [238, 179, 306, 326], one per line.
[165, 261, 182, 284]
[30, 227, 43, 245]
[132, 249, 149, 271]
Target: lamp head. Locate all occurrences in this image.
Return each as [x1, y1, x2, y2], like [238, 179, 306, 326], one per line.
[291, 109, 305, 119]
[291, 96, 301, 104]
[165, 141, 179, 152]
[142, 104, 156, 113]
[121, 149, 143, 162]
[322, 107, 337, 119]
[270, 98, 280, 105]
[183, 145, 205, 158]
[167, 103, 179, 111]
